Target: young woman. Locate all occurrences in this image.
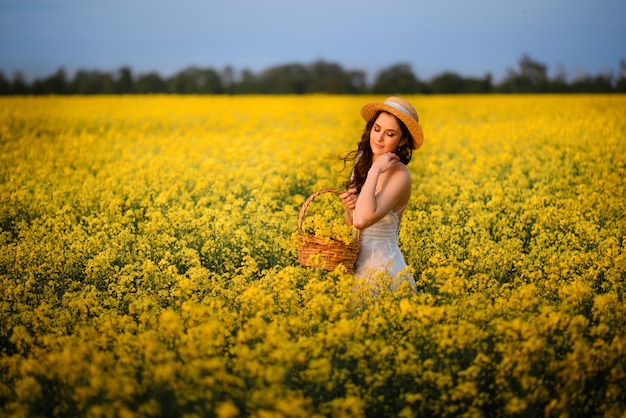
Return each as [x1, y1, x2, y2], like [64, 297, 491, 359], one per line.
[340, 97, 423, 290]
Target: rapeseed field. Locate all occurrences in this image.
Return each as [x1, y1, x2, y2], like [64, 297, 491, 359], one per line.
[1, 95, 625, 417]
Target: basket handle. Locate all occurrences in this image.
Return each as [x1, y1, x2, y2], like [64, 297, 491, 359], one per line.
[297, 189, 360, 236]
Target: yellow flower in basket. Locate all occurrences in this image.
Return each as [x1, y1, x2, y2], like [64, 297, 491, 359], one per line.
[297, 189, 360, 271]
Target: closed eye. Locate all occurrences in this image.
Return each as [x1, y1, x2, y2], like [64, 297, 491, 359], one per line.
[374, 124, 397, 137]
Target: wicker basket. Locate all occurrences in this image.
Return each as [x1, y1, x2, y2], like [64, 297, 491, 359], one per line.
[297, 189, 360, 271]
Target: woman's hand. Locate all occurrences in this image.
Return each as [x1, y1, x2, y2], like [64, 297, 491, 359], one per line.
[340, 188, 358, 211]
[371, 152, 401, 174]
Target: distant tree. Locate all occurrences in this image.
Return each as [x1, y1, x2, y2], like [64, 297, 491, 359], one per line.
[168, 69, 194, 94]
[197, 68, 224, 94]
[571, 74, 614, 93]
[307, 60, 347, 93]
[70, 71, 90, 94]
[229, 61, 363, 94]
[9, 71, 29, 95]
[31, 68, 68, 94]
[430, 72, 465, 94]
[464, 74, 493, 93]
[550, 64, 570, 93]
[615, 59, 626, 93]
[99, 72, 116, 94]
[117, 67, 134, 94]
[0, 72, 8, 95]
[221, 66, 235, 93]
[497, 54, 549, 93]
[520, 54, 548, 88]
[135, 72, 168, 94]
[231, 69, 259, 94]
[371, 63, 422, 94]
[428, 72, 492, 94]
[169, 67, 223, 94]
[30, 79, 45, 94]
[69, 70, 116, 94]
[346, 70, 367, 94]
[258, 63, 309, 94]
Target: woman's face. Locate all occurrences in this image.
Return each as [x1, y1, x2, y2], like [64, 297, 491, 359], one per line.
[369, 112, 406, 160]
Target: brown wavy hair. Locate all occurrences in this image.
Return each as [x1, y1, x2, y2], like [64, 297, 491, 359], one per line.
[342, 110, 414, 193]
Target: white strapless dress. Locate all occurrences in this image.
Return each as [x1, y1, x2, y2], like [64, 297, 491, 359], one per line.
[354, 209, 416, 292]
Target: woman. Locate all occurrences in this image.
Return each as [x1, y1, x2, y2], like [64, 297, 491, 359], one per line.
[340, 97, 423, 291]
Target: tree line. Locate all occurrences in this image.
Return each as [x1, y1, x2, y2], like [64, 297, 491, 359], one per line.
[2, 55, 625, 95]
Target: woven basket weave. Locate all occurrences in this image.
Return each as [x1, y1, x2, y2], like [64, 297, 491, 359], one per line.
[297, 189, 360, 271]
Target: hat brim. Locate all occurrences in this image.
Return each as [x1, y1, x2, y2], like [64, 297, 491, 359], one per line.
[361, 102, 424, 150]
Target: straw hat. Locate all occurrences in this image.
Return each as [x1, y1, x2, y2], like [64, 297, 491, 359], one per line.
[360, 97, 424, 150]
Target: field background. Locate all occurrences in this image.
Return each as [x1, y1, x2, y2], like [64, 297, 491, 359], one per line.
[1, 95, 625, 417]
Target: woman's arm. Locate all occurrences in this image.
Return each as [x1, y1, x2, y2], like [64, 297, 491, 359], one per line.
[352, 153, 411, 230]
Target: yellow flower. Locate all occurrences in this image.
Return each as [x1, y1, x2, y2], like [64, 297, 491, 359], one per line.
[216, 401, 240, 418]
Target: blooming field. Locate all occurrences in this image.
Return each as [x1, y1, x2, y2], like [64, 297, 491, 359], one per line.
[1, 94, 625, 417]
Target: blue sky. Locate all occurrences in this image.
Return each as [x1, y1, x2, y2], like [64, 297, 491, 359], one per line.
[1, 0, 625, 83]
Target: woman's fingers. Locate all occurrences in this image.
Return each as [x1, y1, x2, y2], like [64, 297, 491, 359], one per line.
[375, 152, 400, 172]
[340, 189, 357, 209]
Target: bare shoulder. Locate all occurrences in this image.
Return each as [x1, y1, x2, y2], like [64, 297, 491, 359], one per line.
[390, 163, 412, 184]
